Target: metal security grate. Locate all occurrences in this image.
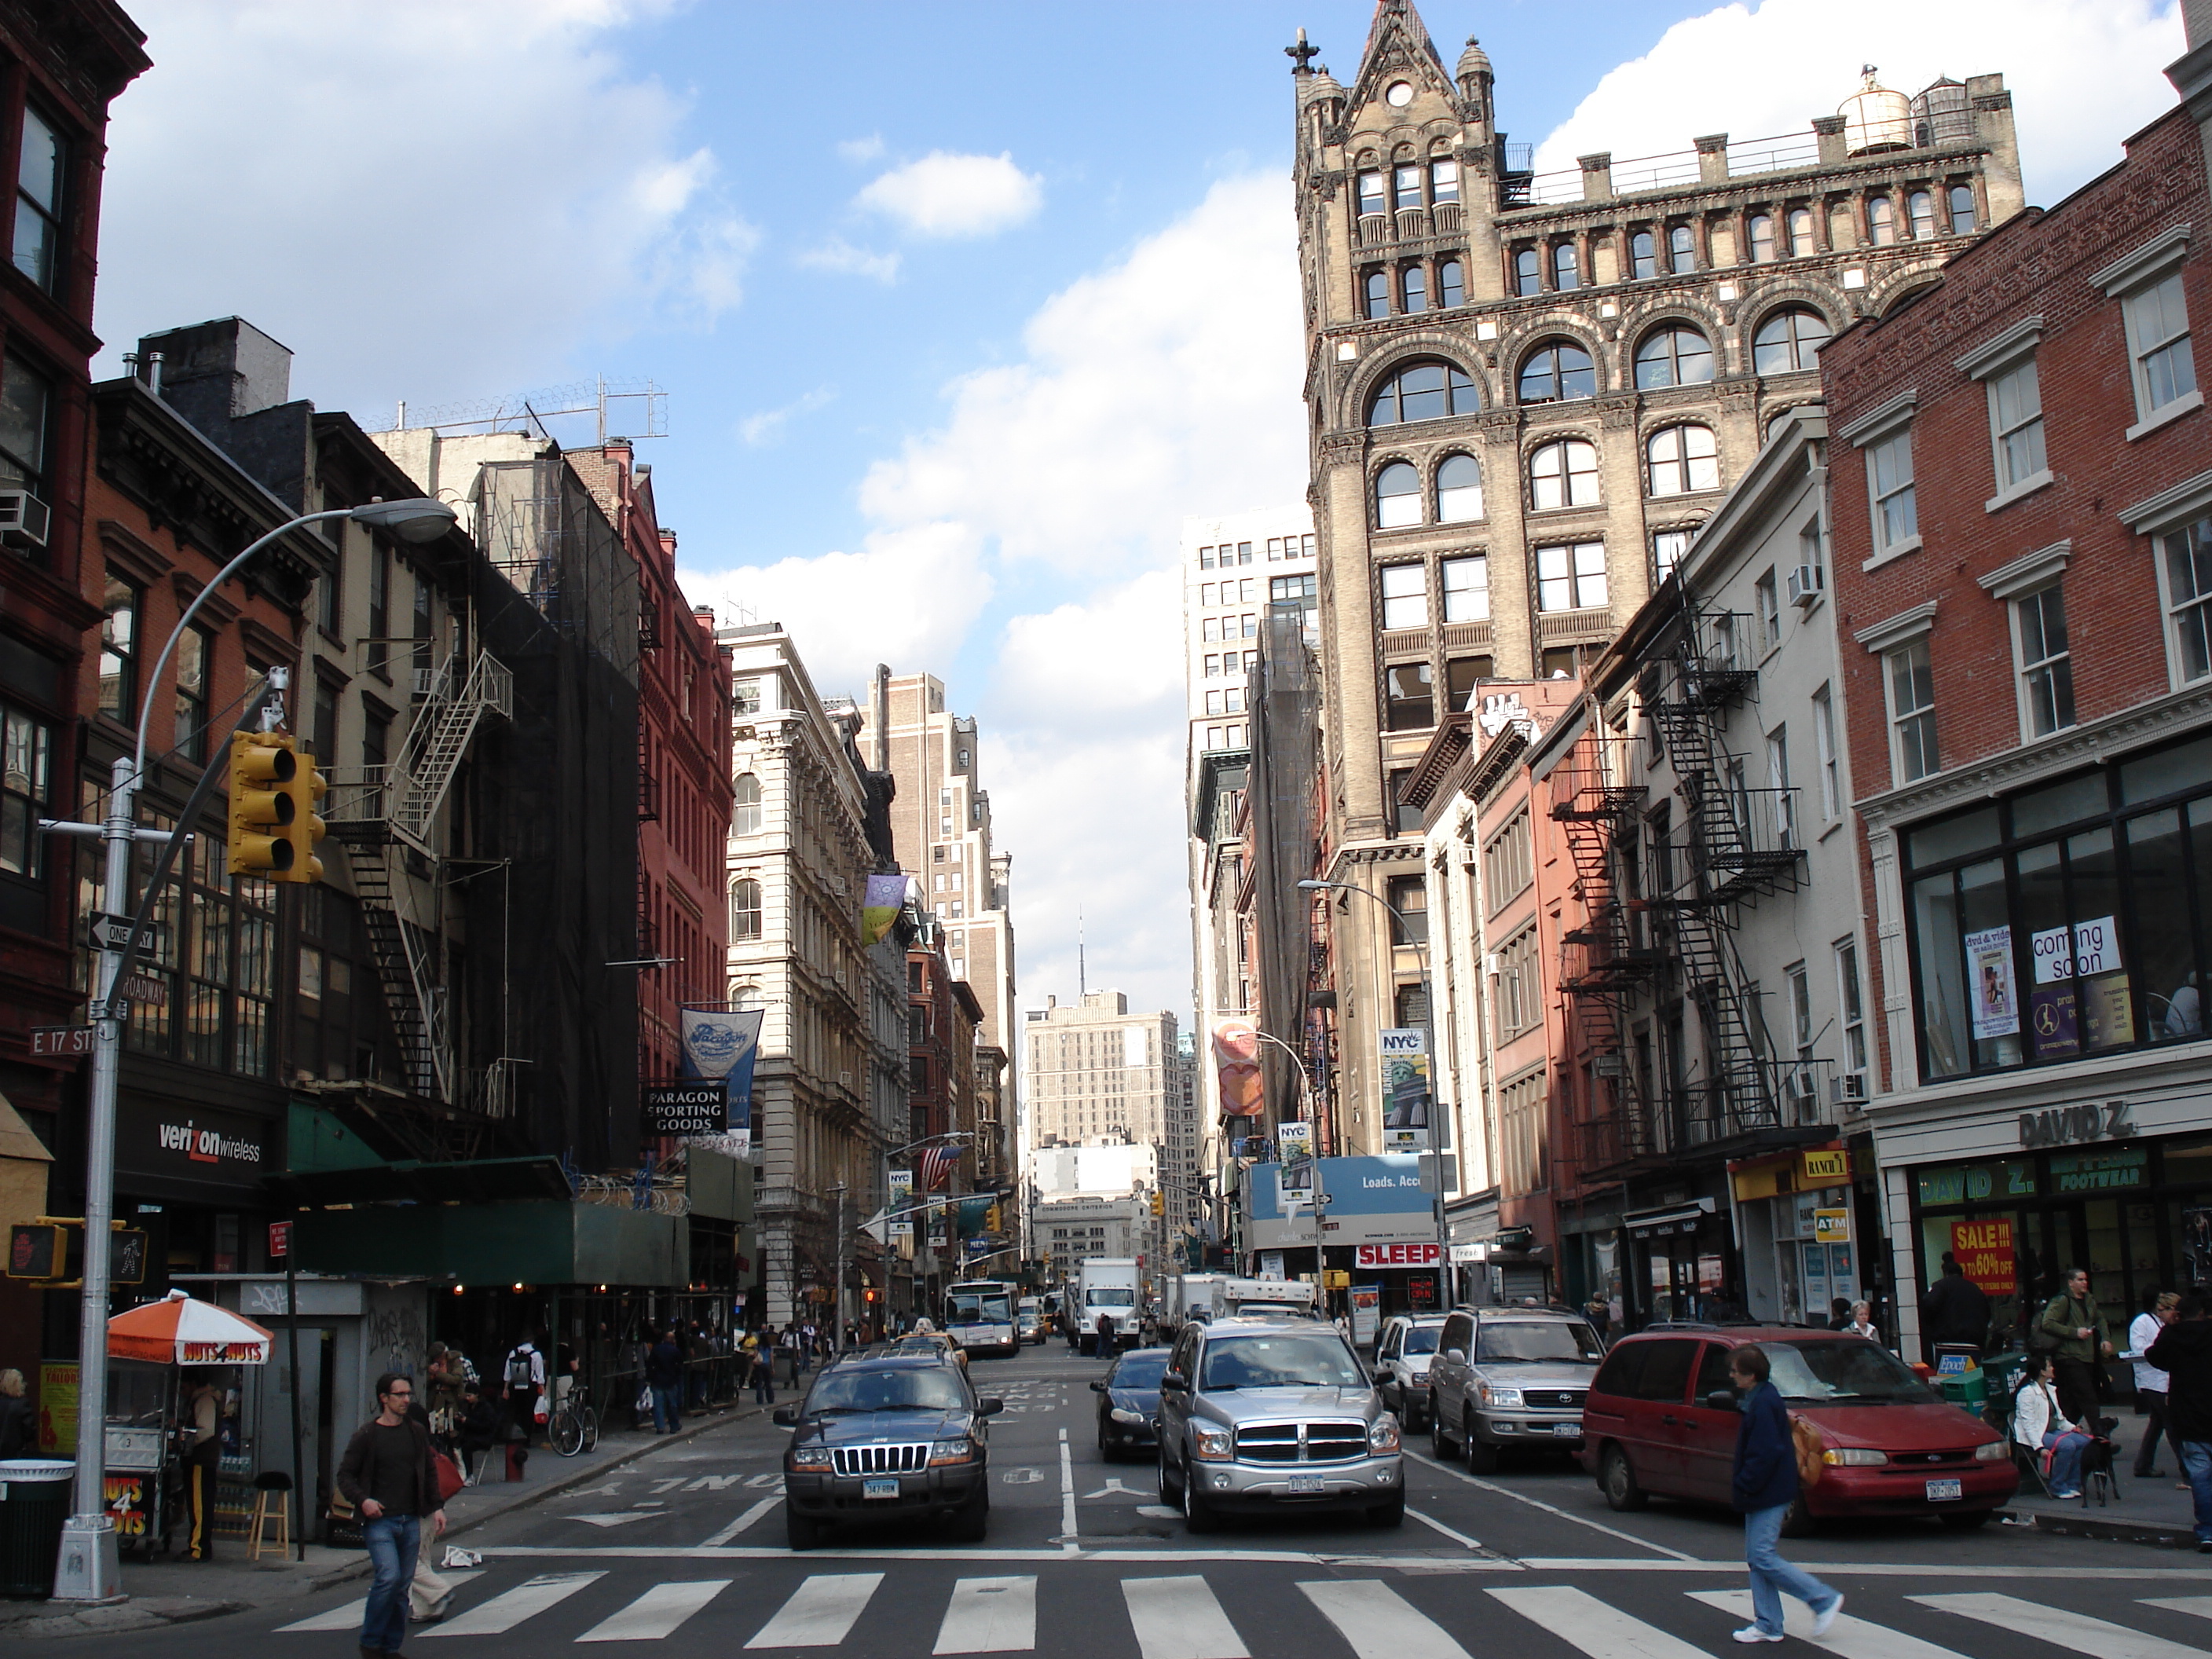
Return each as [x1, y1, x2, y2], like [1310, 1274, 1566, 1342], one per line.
[1527, 1390, 1588, 1410]
[1233, 1421, 1371, 1463]
[1303, 1422, 1370, 1463]
[830, 1444, 929, 1477]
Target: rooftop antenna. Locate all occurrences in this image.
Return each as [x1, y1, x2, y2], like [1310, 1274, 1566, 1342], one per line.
[1078, 907, 1087, 998]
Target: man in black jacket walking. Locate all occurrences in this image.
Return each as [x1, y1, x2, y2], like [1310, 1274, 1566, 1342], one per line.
[1921, 1258, 1991, 1356]
[2146, 1294, 2212, 1553]
[1728, 1344, 1841, 1643]
[337, 1373, 447, 1658]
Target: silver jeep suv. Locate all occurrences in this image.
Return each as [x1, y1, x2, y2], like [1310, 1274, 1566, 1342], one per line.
[1426, 1305, 1606, 1474]
[1155, 1316, 1404, 1531]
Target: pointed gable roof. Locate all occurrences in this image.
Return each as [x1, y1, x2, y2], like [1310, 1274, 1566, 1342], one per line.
[1346, 0, 1454, 115]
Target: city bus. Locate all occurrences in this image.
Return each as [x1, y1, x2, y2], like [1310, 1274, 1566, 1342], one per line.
[943, 1280, 1020, 1358]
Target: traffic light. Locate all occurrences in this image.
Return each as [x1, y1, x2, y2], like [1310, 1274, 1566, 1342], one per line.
[1149, 1189, 1165, 1217]
[984, 1203, 1002, 1235]
[284, 747, 328, 884]
[228, 734, 324, 883]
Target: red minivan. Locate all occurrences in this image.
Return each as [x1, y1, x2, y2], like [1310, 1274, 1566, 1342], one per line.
[1577, 1325, 2016, 1532]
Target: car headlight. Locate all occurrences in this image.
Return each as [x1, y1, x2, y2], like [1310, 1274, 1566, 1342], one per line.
[788, 1446, 833, 1473]
[1822, 1447, 1887, 1467]
[1111, 1407, 1146, 1424]
[929, 1437, 979, 1465]
[1974, 1440, 2010, 1462]
[1369, 1415, 1401, 1452]
[1476, 1383, 1523, 1408]
[1192, 1423, 1232, 1461]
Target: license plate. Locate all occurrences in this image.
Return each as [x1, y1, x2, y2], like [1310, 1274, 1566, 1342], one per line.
[1552, 1422, 1583, 1438]
[1925, 1478, 1962, 1502]
[862, 1478, 900, 1500]
[1287, 1474, 1324, 1494]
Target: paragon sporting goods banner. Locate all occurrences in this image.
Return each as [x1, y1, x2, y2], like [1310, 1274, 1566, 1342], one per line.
[679, 1006, 764, 1145]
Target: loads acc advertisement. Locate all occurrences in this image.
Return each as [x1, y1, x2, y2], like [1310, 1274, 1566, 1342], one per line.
[1244, 1155, 1440, 1251]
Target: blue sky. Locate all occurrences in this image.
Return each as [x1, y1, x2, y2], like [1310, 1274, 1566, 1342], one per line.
[96, 0, 2185, 1031]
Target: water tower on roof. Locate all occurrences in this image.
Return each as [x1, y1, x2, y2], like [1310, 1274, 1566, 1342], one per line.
[1911, 76, 1974, 147]
[1840, 65, 1912, 155]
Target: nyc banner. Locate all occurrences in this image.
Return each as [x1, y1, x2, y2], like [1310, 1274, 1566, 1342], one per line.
[862, 874, 910, 946]
[1379, 1028, 1431, 1151]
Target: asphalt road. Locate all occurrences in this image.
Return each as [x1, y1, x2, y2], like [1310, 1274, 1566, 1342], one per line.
[104, 1343, 2212, 1659]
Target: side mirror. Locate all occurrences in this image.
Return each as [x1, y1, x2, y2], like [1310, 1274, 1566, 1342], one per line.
[1704, 1389, 1741, 1412]
[977, 1397, 1005, 1416]
[1090, 1379, 1107, 1393]
[1444, 1349, 1466, 1366]
[1160, 1369, 1188, 1392]
[771, 1404, 799, 1427]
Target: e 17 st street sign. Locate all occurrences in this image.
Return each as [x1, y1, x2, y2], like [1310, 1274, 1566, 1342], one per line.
[31, 1025, 94, 1058]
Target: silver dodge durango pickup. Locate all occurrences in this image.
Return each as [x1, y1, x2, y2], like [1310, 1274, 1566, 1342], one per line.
[1154, 1317, 1404, 1530]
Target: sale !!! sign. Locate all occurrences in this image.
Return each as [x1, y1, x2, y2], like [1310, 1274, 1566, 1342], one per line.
[1355, 1242, 1441, 1269]
[1949, 1217, 2016, 1296]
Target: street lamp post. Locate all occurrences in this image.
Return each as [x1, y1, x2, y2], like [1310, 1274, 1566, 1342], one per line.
[1298, 878, 1453, 1309]
[874, 1130, 974, 1340]
[40, 497, 456, 1603]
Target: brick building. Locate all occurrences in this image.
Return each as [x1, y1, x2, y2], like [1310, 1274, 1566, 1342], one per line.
[1824, 42, 2212, 1353]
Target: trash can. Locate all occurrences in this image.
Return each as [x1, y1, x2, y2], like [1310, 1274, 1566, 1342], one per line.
[0, 1459, 75, 1599]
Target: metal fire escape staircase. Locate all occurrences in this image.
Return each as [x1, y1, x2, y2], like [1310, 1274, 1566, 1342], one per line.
[325, 648, 513, 1103]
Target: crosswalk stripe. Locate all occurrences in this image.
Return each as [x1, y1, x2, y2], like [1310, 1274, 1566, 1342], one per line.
[745, 1573, 886, 1649]
[2143, 1599, 2212, 1623]
[1690, 1590, 1967, 1659]
[1299, 1580, 1470, 1659]
[1489, 1585, 1708, 1659]
[420, 1571, 606, 1638]
[933, 1576, 1038, 1654]
[278, 1570, 483, 1632]
[1914, 1593, 2210, 1659]
[1122, 1575, 1250, 1659]
[577, 1580, 733, 1643]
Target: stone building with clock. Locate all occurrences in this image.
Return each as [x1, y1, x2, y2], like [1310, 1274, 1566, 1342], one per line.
[1283, 0, 2023, 1157]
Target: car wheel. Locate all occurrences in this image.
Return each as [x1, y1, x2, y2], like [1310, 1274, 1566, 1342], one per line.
[955, 1484, 991, 1544]
[1778, 1496, 1815, 1539]
[1938, 1509, 1992, 1531]
[1407, 1390, 1429, 1433]
[1097, 1419, 1115, 1460]
[1430, 1404, 1457, 1459]
[1158, 1446, 1181, 1505]
[1465, 1432, 1500, 1475]
[1366, 1489, 1406, 1528]
[786, 1510, 823, 1551]
[1601, 1445, 1648, 1512]
[1181, 1464, 1220, 1534]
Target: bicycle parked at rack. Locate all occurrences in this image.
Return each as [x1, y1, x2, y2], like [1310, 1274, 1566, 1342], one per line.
[551, 1378, 600, 1457]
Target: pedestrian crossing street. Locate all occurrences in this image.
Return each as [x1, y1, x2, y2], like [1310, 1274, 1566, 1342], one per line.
[277, 1574, 2212, 1657]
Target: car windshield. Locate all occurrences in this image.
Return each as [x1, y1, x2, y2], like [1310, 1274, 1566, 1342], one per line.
[1402, 1327, 1442, 1357]
[1475, 1321, 1604, 1364]
[948, 1291, 1011, 1323]
[1200, 1331, 1364, 1390]
[1112, 1353, 1169, 1388]
[1764, 1341, 1938, 1404]
[1088, 1289, 1135, 1306]
[805, 1368, 969, 1414]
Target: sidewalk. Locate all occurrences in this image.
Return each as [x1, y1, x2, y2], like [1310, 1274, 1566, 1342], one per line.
[0, 1397, 770, 1640]
[1996, 1462, 2207, 1550]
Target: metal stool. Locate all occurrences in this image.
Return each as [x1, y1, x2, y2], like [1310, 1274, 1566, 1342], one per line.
[248, 1470, 291, 1560]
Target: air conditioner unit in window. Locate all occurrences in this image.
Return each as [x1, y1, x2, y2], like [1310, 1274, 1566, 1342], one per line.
[1829, 1074, 1868, 1104]
[1787, 564, 1825, 607]
[0, 489, 49, 549]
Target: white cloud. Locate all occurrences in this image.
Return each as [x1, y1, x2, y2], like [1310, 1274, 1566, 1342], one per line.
[855, 150, 1044, 239]
[993, 571, 1186, 731]
[1532, 0, 2183, 205]
[96, 0, 754, 410]
[837, 134, 887, 163]
[737, 386, 836, 448]
[796, 237, 903, 284]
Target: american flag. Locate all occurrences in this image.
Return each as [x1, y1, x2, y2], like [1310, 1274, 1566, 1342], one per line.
[917, 1144, 958, 1192]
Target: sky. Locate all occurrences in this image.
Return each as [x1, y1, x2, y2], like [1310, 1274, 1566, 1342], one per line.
[93, 0, 2186, 1033]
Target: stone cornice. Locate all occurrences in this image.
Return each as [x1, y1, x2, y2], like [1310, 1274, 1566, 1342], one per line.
[1852, 600, 1938, 656]
[1976, 539, 2071, 601]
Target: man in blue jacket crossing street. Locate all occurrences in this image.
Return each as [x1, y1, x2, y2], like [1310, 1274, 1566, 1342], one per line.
[1728, 1344, 1842, 1644]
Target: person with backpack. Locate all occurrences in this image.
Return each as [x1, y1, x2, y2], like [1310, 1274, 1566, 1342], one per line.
[646, 1325, 684, 1434]
[338, 1372, 447, 1658]
[749, 1326, 775, 1405]
[503, 1335, 546, 1450]
[1726, 1344, 1841, 1643]
[2037, 1266, 2115, 1426]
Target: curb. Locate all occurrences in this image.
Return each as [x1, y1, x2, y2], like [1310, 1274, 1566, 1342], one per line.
[1994, 1503, 2203, 1549]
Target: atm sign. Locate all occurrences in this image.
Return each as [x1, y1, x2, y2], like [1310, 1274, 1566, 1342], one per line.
[1355, 1242, 1441, 1269]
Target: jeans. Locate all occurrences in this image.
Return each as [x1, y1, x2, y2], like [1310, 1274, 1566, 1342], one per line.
[650, 1383, 681, 1434]
[2180, 1440, 2212, 1544]
[2135, 1390, 2185, 1476]
[1743, 1503, 1839, 1637]
[362, 1514, 422, 1653]
[753, 1364, 775, 1404]
[2042, 1428, 2091, 1493]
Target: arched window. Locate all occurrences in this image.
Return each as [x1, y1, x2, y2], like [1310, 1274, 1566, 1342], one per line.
[1668, 223, 1697, 273]
[1748, 213, 1777, 263]
[1529, 439, 1600, 511]
[1364, 269, 1390, 320]
[1368, 361, 1479, 426]
[733, 772, 762, 835]
[728, 983, 761, 1012]
[1630, 229, 1656, 281]
[731, 878, 763, 942]
[1645, 425, 1719, 496]
[1947, 183, 1977, 235]
[1513, 247, 1540, 296]
[1752, 307, 1832, 375]
[1906, 189, 1936, 239]
[1787, 207, 1815, 258]
[1633, 325, 1714, 390]
[1358, 170, 1387, 217]
[1374, 461, 1423, 529]
[1437, 258, 1465, 308]
[1518, 341, 1595, 404]
[1401, 265, 1426, 314]
[1437, 453, 1484, 523]
[1866, 196, 1895, 246]
[1551, 243, 1580, 291]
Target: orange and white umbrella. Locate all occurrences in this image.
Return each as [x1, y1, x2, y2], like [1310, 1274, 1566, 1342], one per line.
[107, 1289, 273, 1365]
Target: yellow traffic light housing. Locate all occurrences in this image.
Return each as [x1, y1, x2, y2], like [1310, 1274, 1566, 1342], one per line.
[283, 749, 328, 884]
[1149, 1189, 1165, 1217]
[229, 732, 298, 877]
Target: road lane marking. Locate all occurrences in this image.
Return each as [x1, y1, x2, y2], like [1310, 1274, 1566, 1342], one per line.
[1690, 1589, 1966, 1658]
[745, 1573, 887, 1648]
[1082, 1478, 1148, 1500]
[933, 1576, 1038, 1654]
[1489, 1586, 1709, 1659]
[1058, 1428, 1078, 1539]
[1122, 1574, 1250, 1659]
[577, 1580, 732, 1642]
[278, 1571, 482, 1631]
[419, 1571, 605, 1637]
[1915, 1593, 2211, 1659]
[1300, 1579, 1472, 1659]
[701, 1496, 782, 1546]
[1407, 1507, 1481, 1550]
[1401, 1448, 1697, 1562]
[2143, 1599, 2212, 1622]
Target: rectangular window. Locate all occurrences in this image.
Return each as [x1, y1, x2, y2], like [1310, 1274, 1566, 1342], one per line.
[0, 701, 51, 877]
[1536, 542, 1607, 612]
[1199, 545, 1214, 569]
[1200, 582, 1214, 606]
[1867, 427, 1917, 554]
[1445, 656, 1491, 711]
[1389, 768, 1421, 832]
[1383, 661, 1434, 731]
[318, 517, 344, 635]
[1813, 685, 1839, 820]
[1835, 937, 1867, 1080]
[313, 676, 339, 762]
[1652, 529, 1692, 586]
[1888, 636, 1938, 783]
[2163, 515, 2212, 683]
[1386, 874, 1427, 946]
[174, 624, 212, 765]
[1786, 960, 1813, 1055]
[1756, 569, 1781, 653]
[13, 105, 64, 294]
[99, 571, 139, 723]
[362, 706, 391, 774]
[0, 353, 53, 498]
[1241, 613, 1257, 638]
[1483, 808, 1533, 911]
[1379, 564, 1428, 630]
[1988, 357, 2047, 492]
[2124, 270, 2196, 422]
[1441, 555, 1489, 623]
[1496, 925, 1541, 1040]
[1393, 163, 1422, 212]
[2016, 584, 2076, 737]
[1200, 617, 1218, 643]
[1430, 160, 1459, 205]
[1357, 171, 1386, 217]
[1767, 725, 1796, 848]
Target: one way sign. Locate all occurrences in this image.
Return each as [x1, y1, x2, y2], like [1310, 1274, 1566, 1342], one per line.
[87, 912, 134, 952]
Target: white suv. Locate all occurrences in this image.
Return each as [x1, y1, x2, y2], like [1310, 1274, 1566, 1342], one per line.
[1374, 1314, 1447, 1431]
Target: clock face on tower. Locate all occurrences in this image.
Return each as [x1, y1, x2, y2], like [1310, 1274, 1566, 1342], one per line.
[1385, 80, 1414, 107]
